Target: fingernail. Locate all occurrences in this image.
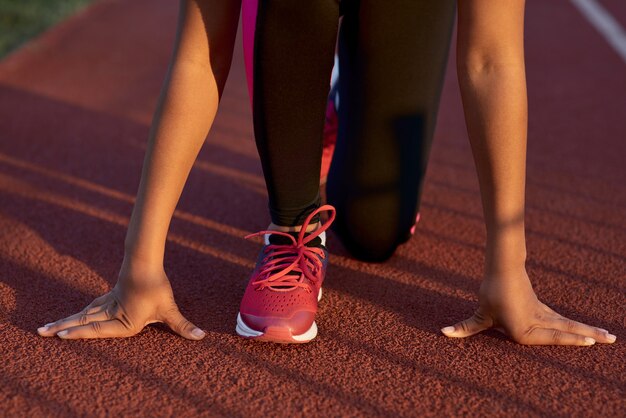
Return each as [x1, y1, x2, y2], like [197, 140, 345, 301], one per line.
[599, 328, 608, 334]
[57, 330, 68, 338]
[191, 328, 206, 338]
[606, 334, 616, 343]
[37, 326, 49, 333]
[584, 337, 595, 345]
[45, 323, 54, 327]
[441, 326, 455, 334]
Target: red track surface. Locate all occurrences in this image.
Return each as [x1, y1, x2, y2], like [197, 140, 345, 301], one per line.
[0, 1, 624, 416]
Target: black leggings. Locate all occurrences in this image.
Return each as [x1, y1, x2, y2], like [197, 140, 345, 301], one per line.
[253, 0, 456, 261]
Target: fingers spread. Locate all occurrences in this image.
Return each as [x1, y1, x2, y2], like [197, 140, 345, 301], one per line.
[549, 317, 616, 344]
[521, 328, 596, 346]
[442, 311, 492, 338]
[38, 294, 112, 337]
[39, 310, 112, 336]
[163, 308, 205, 341]
[56, 319, 131, 339]
[38, 305, 112, 336]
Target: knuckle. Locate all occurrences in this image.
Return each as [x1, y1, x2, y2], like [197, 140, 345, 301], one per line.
[473, 311, 492, 328]
[119, 313, 134, 330]
[176, 318, 191, 333]
[79, 314, 89, 326]
[517, 327, 536, 345]
[473, 312, 486, 324]
[565, 320, 576, 333]
[458, 321, 469, 334]
[552, 329, 562, 344]
[532, 312, 542, 323]
[91, 321, 102, 336]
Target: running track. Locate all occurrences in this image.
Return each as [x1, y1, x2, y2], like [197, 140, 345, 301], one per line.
[0, 1, 624, 416]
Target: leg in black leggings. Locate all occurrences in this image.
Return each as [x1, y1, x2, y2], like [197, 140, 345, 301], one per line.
[252, 0, 339, 227]
[253, 0, 455, 260]
[327, 0, 456, 261]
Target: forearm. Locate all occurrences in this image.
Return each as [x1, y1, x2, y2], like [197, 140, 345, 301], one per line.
[125, 63, 219, 266]
[455, 0, 528, 279]
[124, 0, 239, 270]
[458, 63, 528, 277]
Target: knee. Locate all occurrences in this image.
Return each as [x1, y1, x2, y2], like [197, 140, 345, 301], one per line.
[331, 207, 403, 262]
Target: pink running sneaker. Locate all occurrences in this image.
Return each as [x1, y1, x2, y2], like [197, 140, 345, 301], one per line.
[236, 205, 336, 343]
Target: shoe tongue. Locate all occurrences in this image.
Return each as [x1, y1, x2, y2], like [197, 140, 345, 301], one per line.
[265, 232, 323, 288]
[268, 232, 322, 248]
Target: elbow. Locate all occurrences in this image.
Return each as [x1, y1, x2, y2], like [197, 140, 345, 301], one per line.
[458, 56, 525, 76]
[457, 54, 526, 86]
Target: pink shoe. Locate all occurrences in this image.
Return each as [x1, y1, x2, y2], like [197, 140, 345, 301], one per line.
[236, 205, 336, 343]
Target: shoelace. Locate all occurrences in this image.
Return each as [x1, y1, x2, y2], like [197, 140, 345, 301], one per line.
[245, 205, 336, 293]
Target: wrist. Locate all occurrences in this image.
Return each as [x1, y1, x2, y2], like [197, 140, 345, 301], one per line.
[119, 254, 166, 284]
[124, 217, 167, 266]
[484, 228, 527, 278]
[123, 235, 165, 268]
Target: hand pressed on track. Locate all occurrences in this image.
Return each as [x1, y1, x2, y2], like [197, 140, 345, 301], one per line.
[37, 272, 205, 340]
[441, 271, 616, 346]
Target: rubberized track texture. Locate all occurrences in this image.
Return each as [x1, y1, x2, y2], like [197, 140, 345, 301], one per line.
[0, 0, 624, 417]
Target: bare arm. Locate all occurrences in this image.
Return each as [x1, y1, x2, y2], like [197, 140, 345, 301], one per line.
[457, 0, 528, 276]
[128, 0, 240, 268]
[442, 0, 615, 345]
[38, 0, 242, 340]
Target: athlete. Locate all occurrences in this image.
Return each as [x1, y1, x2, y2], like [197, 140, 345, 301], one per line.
[37, 0, 616, 347]
[236, 0, 617, 346]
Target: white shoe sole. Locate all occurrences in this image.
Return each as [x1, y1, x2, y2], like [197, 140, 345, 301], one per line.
[235, 288, 322, 343]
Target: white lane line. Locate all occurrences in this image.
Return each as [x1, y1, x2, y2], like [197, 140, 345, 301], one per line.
[570, 0, 626, 64]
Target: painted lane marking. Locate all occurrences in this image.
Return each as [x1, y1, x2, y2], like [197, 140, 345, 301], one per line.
[570, 0, 626, 64]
